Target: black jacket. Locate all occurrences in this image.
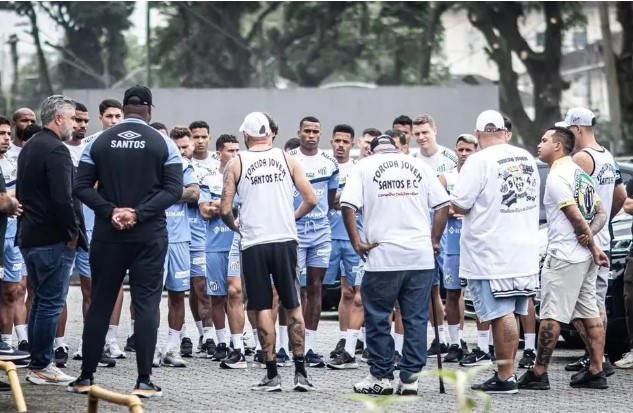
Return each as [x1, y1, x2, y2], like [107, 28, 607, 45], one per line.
[16, 128, 87, 249]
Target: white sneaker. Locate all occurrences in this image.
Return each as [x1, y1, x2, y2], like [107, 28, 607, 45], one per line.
[152, 348, 162, 368]
[396, 378, 419, 395]
[72, 339, 83, 360]
[615, 351, 633, 369]
[353, 375, 393, 395]
[26, 363, 76, 386]
[105, 341, 126, 359]
[162, 351, 186, 367]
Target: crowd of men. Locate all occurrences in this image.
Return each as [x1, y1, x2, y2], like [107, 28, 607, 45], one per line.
[0, 85, 631, 401]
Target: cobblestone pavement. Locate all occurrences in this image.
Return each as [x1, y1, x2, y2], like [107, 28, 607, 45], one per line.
[0, 286, 628, 412]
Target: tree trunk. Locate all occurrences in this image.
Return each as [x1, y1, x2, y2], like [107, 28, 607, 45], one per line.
[599, 2, 623, 152]
[27, 4, 54, 96]
[616, 2, 633, 152]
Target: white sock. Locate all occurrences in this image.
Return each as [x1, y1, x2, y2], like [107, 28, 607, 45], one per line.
[275, 324, 280, 350]
[339, 330, 346, 340]
[180, 324, 190, 339]
[279, 325, 289, 353]
[76, 337, 83, 353]
[15, 324, 28, 343]
[129, 319, 135, 336]
[524, 333, 536, 351]
[195, 321, 204, 338]
[477, 330, 489, 351]
[488, 326, 494, 346]
[305, 329, 317, 352]
[344, 330, 359, 355]
[438, 324, 448, 344]
[106, 325, 118, 343]
[167, 328, 180, 352]
[1, 334, 11, 345]
[252, 329, 261, 351]
[459, 328, 464, 341]
[54, 337, 65, 349]
[394, 333, 404, 354]
[448, 324, 460, 346]
[202, 326, 216, 342]
[216, 328, 227, 345]
[231, 334, 244, 352]
[360, 327, 365, 343]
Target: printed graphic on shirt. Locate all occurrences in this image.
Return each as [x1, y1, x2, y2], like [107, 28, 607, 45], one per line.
[572, 169, 597, 220]
[594, 162, 618, 186]
[497, 156, 538, 212]
[372, 156, 425, 197]
[243, 156, 288, 185]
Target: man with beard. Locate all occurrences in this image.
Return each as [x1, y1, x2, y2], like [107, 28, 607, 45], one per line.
[17, 95, 84, 386]
[8, 108, 36, 163]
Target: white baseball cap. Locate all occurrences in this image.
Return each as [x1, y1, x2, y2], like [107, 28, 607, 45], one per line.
[475, 110, 506, 132]
[239, 112, 271, 138]
[558, 107, 596, 127]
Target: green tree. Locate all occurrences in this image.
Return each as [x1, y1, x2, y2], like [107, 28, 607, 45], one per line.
[615, 2, 633, 151]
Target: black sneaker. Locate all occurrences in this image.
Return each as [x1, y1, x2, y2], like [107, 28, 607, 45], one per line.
[459, 347, 492, 367]
[132, 381, 163, 398]
[329, 338, 346, 359]
[519, 349, 536, 369]
[355, 340, 364, 355]
[444, 344, 463, 363]
[67, 377, 94, 394]
[517, 369, 550, 390]
[220, 349, 247, 369]
[326, 350, 358, 369]
[54, 346, 69, 368]
[394, 351, 402, 370]
[603, 356, 615, 377]
[252, 350, 266, 368]
[180, 337, 193, 358]
[276, 348, 292, 367]
[471, 371, 518, 394]
[305, 349, 325, 368]
[17, 340, 29, 352]
[202, 338, 216, 356]
[360, 348, 372, 364]
[293, 372, 315, 392]
[251, 374, 282, 392]
[0, 341, 29, 361]
[570, 369, 608, 389]
[98, 352, 116, 368]
[460, 339, 470, 356]
[565, 353, 589, 371]
[124, 335, 136, 352]
[210, 343, 228, 361]
[427, 338, 449, 357]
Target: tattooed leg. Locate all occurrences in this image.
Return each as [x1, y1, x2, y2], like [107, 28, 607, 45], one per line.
[533, 319, 560, 375]
[255, 309, 276, 362]
[580, 317, 605, 374]
[572, 319, 591, 354]
[285, 307, 306, 358]
[492, 313, 519, 380]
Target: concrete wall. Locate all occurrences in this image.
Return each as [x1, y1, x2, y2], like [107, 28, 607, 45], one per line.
[64, 85, 498, 149]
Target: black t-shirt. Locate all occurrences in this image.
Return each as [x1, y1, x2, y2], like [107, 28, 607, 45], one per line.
[0, 170, 7, 265]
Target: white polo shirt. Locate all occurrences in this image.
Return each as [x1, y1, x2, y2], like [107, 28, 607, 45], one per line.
[451, 143, 540, 280]
[544, 157, 598, 263]
[341, 148, 449, 272]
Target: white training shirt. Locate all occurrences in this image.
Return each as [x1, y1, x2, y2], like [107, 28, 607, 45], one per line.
[340, 148, 450, 272]
[580, 147, 621, 250]
[5, 143, 21, 165]
[192, 152, 220, 181]
[237, 148, 298, 250]
[412, 144, 458, 175]
[64, 141, 85, 167]
[452, 144, 540, 280]
[544, 157, 598, 263]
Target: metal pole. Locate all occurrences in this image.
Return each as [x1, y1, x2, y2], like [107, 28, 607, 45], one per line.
[432, 257, 446, 394]
[0, 360, 27, 412]
[146, 1, 152, 87]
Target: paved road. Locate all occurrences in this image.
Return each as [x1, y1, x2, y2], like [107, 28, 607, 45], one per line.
[0, 286, 627, 412]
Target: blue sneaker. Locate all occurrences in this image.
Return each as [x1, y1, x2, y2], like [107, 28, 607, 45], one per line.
[306, 349, 324, 368]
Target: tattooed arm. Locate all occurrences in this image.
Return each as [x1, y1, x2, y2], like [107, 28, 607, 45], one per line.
[588, 201, 607, 236]
[562, 203, 609, 267]
[219, 158, 240, 233]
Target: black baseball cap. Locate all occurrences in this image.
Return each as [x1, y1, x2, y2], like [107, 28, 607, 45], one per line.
[370, 134, 395, 152]
[123, 85, 153, 106]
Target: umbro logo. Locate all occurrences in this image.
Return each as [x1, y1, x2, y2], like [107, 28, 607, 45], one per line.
[117, 130, 141, 140]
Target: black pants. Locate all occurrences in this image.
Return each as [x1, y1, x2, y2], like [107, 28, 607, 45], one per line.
[81, 236, 167, 376]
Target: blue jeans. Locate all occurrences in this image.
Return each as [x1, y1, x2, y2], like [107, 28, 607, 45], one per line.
[21, 243, 75, 369]
[361, 269, 433, 382]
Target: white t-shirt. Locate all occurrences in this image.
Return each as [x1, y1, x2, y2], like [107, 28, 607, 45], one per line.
[341, 149, 450, 272]
[451, 144, 540, 280]
[413, 144, 458, 175]
[64, 141, 85, 167]
[544, 157, 597, 263]
[192, 152, 220, 182]
[5, 143, 21, 165]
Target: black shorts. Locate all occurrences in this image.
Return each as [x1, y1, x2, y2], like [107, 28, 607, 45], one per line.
[242, 240, 300, 311]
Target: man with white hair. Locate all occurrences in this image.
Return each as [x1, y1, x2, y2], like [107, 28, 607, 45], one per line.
[452, 110, 540, 394]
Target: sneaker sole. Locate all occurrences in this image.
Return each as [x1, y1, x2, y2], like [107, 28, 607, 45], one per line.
[482, 388, 519, 394]
[132, 390, 163, 398]
[519, 363, 535, 369]
[397, 389, 418, 396]
[326, 362, 359, 370]
[97, 362, 116, 368]
[353, 386, 393, 395]
[615, 362, 633, 369]
[250, 385, 282, 392]
[570, 382, 608, 389]
[67, 385, 93, 394]
[307, 362, 325, 368]
[252, 362, 267, 369]
[220, 361, 247, 369]
[162, 363, 186, 368]
[518, 384, 550, 390]
[460, 360, 492, 367]
[293, 384, 315, 392]
[0, 354, 30, 361]
[26, 376, 73, 386]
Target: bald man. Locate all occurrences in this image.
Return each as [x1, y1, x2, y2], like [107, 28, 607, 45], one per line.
[11, 108, 36, 148]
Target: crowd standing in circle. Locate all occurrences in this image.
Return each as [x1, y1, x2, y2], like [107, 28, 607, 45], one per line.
[0, 86, 629, 400]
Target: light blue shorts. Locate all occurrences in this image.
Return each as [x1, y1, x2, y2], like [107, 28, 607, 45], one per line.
[467, 279, 529, 322]
[298, 240, 331, 271]
[72, 230, 92, 277]
[443, 254, 462, 290]
[190, 250, 206, 278]
[3, 237, 26, 282]
[324, 239, 361, 286]
[354, 263, 364, 287]
[163, 242, 191, 292]
[206, 251, 229, 296]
